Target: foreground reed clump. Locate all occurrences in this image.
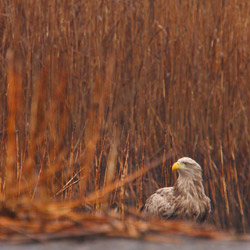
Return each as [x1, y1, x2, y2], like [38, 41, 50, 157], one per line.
[0, 0, 249, 240]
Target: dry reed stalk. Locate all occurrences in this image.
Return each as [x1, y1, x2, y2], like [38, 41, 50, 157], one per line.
[78, 74, 101, 196]
[134, 135, 140, 209]
[10, 149, 69, 200]
[219, 142, 230, 227]
[95, 137, 106, 190]
[79, 53, 115, 196]
[103, 129, 119, 209]
[161, 133, 167, 187]
[67, 131, 74, 200]
[139, 133, 146, 210]
[15, 132, 20, 192]
[111, 149, 125, 210]
[22, 63, 49, 198]
[5, 50, 23, 200]
[120, 133, 130, 220]
[204, 141, 220, 227]
[46, 58, 68, 196]
[0, 138, 5, 200]
[94, 142, 105, 211]
[32, 147, 46, 200]
[231, 148, 246, 233]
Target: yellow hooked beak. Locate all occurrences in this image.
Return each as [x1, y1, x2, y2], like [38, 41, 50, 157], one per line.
[172, 162, 186, 171]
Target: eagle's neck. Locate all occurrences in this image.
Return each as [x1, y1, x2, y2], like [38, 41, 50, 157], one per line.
[174, 175, 206, 199]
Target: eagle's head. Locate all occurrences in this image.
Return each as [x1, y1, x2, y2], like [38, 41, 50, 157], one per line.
[172, 157, 202, 180]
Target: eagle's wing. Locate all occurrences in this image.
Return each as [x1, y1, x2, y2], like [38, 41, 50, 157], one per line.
[144, 187, 175, 219]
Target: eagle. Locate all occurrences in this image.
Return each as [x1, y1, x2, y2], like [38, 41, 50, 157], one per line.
[143, 157, 211, 223]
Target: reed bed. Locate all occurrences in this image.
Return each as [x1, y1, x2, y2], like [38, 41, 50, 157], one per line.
[0, 0, 249, 241]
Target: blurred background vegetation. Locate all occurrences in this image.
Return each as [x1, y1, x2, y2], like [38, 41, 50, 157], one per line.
[0, 0, 249, 234]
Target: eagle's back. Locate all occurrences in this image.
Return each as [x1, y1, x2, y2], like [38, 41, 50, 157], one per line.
[144, 187, 175, 219]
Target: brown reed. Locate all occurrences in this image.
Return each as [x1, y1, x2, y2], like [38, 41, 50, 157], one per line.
[0, 0, 249, 236]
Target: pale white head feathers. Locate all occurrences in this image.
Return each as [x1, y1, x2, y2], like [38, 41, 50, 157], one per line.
[172, 157, 202, 180]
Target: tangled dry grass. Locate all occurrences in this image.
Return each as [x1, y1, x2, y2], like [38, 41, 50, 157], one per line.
[0, 0, 249, 242]
[1, 201, 247, 244]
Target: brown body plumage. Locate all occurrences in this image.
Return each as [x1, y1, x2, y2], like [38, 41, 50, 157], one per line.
[143, 157, 211, 223]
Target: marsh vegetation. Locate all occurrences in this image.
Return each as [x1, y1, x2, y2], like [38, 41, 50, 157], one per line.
[0, 0, 249, 240]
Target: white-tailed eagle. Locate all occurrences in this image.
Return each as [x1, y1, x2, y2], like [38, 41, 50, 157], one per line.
[143, 157, 211, 222]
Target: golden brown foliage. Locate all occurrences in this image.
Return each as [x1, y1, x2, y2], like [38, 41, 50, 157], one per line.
[0, 0, 249, 238]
